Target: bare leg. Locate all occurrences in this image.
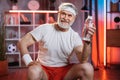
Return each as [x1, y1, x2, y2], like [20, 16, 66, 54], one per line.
[28, 65, 48, 80]
[64, 62, 94, 80]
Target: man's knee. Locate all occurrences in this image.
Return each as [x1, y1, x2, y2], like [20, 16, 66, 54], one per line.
[28, 65, 42, 80]
[80, 63, 94, 79]
[81, 63, 94, 71]
[28, 65, 42, 74]
[75, 63, 93, 72]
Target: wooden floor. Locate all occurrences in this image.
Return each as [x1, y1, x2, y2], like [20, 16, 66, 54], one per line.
[0, 67, 120, 80]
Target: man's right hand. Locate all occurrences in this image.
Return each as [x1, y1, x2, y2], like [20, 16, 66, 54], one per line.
[28, 61, 40, 67]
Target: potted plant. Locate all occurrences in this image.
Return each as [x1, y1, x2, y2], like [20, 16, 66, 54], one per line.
[0, 13, 8, 76]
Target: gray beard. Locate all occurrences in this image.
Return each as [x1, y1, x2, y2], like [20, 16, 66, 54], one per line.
[57, 16, 74, 29]
[57, 21, 70, 29]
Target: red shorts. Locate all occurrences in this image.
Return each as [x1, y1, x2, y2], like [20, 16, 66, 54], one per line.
[42, 64, 73, 80]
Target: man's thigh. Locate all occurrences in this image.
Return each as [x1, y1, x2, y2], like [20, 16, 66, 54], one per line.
[64, 63, 94, 80]
[28, 64, 48, 80]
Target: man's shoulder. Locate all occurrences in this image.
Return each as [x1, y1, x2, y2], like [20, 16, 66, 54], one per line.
[37, 23, 54, 30]
[69, 27, 79, 35]
[39, 23, 53, 27]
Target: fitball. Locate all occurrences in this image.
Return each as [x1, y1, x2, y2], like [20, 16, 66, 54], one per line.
[7, 44, 16, 53]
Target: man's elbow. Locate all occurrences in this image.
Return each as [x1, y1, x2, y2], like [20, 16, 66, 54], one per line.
[17, 40, 21, 50]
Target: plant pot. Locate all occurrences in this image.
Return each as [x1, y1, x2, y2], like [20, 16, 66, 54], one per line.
[0, 60, 8, 76]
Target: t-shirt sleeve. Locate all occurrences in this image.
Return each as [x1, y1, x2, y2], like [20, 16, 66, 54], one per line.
[73, 33, 83, 48]
[29, 25, 46, 42]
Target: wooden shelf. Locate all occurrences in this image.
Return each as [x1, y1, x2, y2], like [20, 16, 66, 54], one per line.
[106, 29, 120, 47]
[5, 10, 57, 68]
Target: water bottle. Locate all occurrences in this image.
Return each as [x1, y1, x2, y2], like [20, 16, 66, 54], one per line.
[82, 15, 93, 41]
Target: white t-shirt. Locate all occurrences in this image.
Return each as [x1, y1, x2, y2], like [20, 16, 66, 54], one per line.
[30, 23, 83, 67]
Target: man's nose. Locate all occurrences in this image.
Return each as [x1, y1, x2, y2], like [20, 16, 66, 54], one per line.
[64, 15, 69, 19]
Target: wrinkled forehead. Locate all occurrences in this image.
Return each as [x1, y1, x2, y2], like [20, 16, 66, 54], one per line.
[58, 3, 77, 16]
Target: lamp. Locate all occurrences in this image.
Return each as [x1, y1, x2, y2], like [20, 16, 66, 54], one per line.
[81, 0, 89, 12]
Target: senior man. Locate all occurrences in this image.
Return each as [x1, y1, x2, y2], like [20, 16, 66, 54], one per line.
[17, 2, 96, 80]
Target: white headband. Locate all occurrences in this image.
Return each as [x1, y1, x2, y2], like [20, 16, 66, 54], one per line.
[59, 5, 76, 15]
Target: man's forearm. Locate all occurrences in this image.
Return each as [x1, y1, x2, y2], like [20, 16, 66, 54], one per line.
[17, 40, 29, 56]
[80, 41, 91, 63]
